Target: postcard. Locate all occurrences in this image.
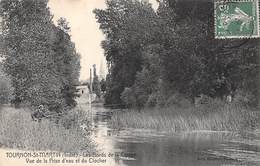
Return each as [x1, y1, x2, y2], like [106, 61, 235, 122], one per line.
[0, 0, 259, 166]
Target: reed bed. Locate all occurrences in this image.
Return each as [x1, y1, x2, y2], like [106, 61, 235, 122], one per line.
[110, 104, 260, 132]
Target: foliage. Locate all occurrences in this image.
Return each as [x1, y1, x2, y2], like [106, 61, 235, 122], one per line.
[94, 0, 157, 106]
[53, 18, 81, 107]
[0, 106, 95, 152]
[120, 87, 136, 108]
[0, 64, 13, 104]
[0, 0, 81, 113]
[95, 0, 260, 108]
[100, 78, 106, 93]
[92, 64, 101, 98]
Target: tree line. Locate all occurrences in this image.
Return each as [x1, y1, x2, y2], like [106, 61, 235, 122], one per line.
[0, 0, 80, 113]
[94, 0, 259, 108]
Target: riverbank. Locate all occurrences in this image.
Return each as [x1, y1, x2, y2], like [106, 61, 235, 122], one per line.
[110, 103, 260, 132]
[0, 106, 95, 152]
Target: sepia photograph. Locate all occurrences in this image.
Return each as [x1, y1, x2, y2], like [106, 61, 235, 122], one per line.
[0, 0, 260, 165]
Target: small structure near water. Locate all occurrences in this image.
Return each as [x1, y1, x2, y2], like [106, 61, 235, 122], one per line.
[76, 85, 97, 103]
[76, 85, 88, 95]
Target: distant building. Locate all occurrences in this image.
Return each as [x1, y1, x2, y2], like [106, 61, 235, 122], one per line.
[76, 85, 88, 96]
[76, 85, 96, 103]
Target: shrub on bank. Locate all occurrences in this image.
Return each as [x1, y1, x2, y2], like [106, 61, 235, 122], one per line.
[0, 107, 95, 152]
[0, 67, 13, 104]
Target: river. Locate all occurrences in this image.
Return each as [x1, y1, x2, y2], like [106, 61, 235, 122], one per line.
[88, 104, 260, 166]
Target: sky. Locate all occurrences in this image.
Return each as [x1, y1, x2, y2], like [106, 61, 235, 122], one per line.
[48, 0, 158, 81]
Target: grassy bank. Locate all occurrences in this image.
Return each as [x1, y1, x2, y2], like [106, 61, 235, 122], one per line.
[0, 106, 95, 152]
[110, 103, 260, 132]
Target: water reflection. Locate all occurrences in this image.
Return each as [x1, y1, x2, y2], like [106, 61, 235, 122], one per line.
[89, 105, 260, 166]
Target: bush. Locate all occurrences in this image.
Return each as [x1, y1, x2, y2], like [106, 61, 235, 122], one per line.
[58, 107, 91, 130]
[165, 93, 192, 108]
[233, 90, 256, 107]
[0, 107, 95, 152]
[145, 93, 157, 107]
[0, 68, 13, 104]
[120, 87, 136, 108]
[195, 96, 225, 114]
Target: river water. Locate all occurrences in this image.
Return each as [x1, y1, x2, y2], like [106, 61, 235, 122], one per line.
[86, 104, 260, 166]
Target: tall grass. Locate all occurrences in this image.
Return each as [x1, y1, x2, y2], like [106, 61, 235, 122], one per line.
[110, 103, 260, 132]
[0, 106, 95, 152]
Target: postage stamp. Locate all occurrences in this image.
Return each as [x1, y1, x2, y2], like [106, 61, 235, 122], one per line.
[215, 0, 260, 39]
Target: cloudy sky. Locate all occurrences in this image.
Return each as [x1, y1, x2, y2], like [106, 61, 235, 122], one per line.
[48, 0, 158, 81]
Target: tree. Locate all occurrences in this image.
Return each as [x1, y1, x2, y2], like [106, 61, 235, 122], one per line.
[94, 0, 158, 107]
[0, 0, 81, 112]
[157, 0, 259, 105]
[92, 64, 101, 98]
[0, 64, 13, 104]
[100, 78, 106, 93]
[1, 0, 61, 109]
[95, 0, 260, 108]
[53, 17, 81, 107]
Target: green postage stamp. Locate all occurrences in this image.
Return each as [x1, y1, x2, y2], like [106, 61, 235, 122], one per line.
[215, 0, 260, 38]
